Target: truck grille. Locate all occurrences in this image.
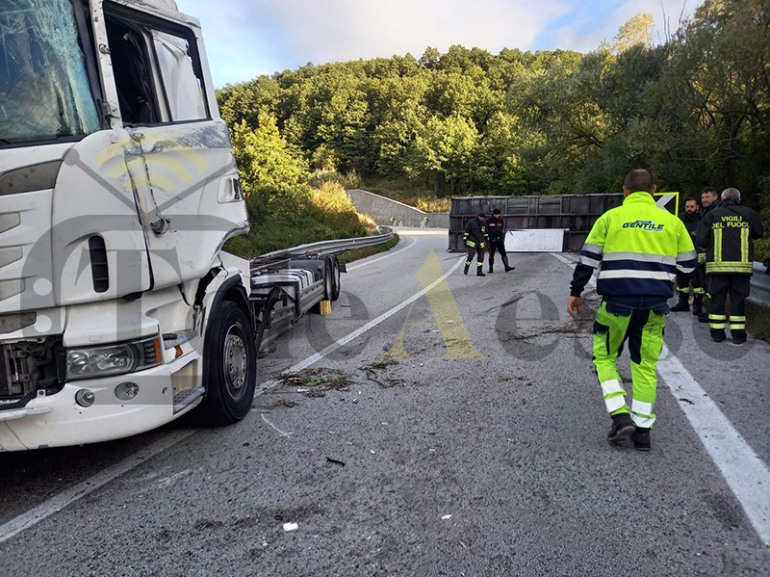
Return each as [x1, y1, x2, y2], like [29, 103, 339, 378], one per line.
[0, 338, 63, 405]
[0, 344, 29, 399]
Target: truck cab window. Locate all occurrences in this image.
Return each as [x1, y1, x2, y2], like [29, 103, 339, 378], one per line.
[105, 19, 158, 125]
[0, 0, 100, 143]
[104, 12, 208, 125]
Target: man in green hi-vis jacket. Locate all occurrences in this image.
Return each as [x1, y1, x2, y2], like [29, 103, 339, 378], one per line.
[567, 169, 698, 451]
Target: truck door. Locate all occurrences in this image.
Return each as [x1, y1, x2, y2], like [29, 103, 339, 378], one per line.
[95, 3, 248, 291]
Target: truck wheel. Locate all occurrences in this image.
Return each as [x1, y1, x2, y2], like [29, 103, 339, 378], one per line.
[330, 255, 341, 301]
[197, 300, 256, 426]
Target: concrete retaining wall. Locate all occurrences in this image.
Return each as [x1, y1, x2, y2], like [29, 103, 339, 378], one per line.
[346, 189, 449, 228]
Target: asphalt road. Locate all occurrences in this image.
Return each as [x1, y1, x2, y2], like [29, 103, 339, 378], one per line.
[1, 228, 769, 577]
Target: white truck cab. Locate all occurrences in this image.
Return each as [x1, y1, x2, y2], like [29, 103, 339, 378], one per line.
[0, 0, 263, 450]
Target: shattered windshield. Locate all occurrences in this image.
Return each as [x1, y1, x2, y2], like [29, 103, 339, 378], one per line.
[0, 0, 100, 144]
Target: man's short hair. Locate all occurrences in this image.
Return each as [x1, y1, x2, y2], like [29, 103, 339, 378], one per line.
[684, 196, 699, 205]
[701, 186, 717, 196]
[624, 169, 655, 193]
[721, 188, 741, 202]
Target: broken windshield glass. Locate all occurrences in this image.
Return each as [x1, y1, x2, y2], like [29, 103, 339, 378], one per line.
[0, 0, 100, 143]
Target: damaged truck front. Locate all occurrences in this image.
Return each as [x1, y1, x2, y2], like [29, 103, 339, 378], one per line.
[0, 0, 257, 450]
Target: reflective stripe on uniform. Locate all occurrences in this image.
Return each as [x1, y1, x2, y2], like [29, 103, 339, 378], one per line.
[714, 227, 723, 264]
[580, 255, 601, 268]
[601, 378, 625, 397]
[632, 399, 654, 417]
[583, 243, 604, 256]
[598, 269, 674, 281]
[709, 312, 727, 330]
[705, 261, 753, 274]
[602, 252, 677, 266]
[631, 413, 655, 428]
[601, 378, 627, 413]
[741, 227, 750, 265]
[605, 395, 627, 413]
[631, 396, 656, 427]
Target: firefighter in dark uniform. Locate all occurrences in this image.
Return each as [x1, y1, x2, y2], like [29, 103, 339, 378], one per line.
[485, 208, 515, 273]
[463, 212, 488, 276]
[694, 186, 720, 321]
[671, 196, 702, 312]
[696, 188, 764, 344]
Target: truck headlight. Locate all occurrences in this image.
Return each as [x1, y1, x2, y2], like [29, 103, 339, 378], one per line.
[66, 337, 162, 381]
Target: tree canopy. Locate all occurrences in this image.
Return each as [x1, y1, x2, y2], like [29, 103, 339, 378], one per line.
[217, 0, 770, 225]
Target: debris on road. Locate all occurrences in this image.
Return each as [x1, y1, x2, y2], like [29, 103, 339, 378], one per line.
[277, 368, 350, 391]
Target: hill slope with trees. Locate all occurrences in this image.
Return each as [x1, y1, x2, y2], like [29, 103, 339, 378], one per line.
[218, 0, 769, 259]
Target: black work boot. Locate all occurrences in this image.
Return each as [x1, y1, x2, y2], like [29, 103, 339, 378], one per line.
[710, 329, 726, 343]
[463, 264, 469, 275]
[632, 428, 651, 451]
[671, 292, 690, 312]
[488, 264, 494, 274]
[504, 265, 515, 272]
[607, 413, 635, 444]
[731, 331, 747, 345]
[477, 269, 486, 277]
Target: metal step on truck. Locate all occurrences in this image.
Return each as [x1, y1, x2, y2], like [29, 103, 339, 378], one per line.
[0, 0, 392, 451]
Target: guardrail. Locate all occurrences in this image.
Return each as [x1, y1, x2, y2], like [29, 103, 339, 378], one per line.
[251, 226, 396, 266]
[750, 261, 770, 308]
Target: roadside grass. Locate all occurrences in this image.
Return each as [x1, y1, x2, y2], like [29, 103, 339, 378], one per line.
[747, 300, 770, 344]
[225, 180, 377, 257]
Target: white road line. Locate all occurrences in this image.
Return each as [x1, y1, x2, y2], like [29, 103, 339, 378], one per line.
[346, 235, 417, 271]
[0, 429, 197, 544]
[659, 350, 770, 545]
[259, 412, 293, 438]
[553, 251, 770, 546]
[256, 255, 466, 394]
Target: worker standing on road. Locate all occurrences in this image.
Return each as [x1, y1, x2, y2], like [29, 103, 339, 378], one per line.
[693, 187, 720, 321]
[485, 208, 515, 274]
[696, 188, 764, 344]
[463, 212, 488, 276]
[567, 169, 697, 451]
[671, 196, 703, 312]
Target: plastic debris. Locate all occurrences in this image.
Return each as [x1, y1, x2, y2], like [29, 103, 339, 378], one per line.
[283, 522, 298, 532]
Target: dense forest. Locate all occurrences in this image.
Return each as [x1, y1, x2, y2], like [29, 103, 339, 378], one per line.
[217, 0, 769, 256]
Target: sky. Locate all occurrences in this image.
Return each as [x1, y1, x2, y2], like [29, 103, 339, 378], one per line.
[174, 0, 703, 88]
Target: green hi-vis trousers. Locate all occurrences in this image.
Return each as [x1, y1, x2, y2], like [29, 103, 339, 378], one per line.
[592, 300, 667, 429]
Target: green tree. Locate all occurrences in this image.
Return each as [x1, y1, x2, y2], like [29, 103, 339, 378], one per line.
[612, 13, 654, 53]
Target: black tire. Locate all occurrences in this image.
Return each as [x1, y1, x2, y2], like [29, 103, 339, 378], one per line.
[323, 257, 333, 301]
[196, 300, 256, 426]
[330, 255, 341, 301]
